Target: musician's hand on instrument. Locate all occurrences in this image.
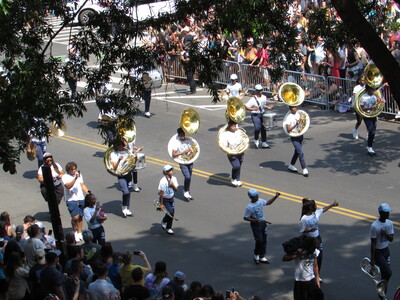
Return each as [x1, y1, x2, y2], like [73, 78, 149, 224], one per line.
[119, 155, 124, 160]
[296, 119, 301, 125]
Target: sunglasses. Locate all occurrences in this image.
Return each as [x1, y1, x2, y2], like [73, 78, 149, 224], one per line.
[45, 159, 53, 163]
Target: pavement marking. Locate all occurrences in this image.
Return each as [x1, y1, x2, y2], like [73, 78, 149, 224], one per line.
[57, 134, 400, 228]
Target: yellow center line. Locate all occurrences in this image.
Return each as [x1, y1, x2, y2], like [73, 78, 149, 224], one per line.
[57, 135, 400, 229]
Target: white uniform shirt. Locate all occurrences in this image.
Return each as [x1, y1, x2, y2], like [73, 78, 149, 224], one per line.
[220, 130, 243, 150]
[370, 219, 394, 249]
[294, 249, 320, 281]
[360, 93, 377, 109]
[38, 163, 63, 185]
[158, 176, 178, 199]
[110, 150, 129, 169]
[226, 82, 242, 97]
[246, 95, 267, 114]
[243, 199, 267, 221]
[283, 111, 301, 133]
[299, 208, 324, 238]
[173, 138, 192, 154]
[62, 173, 85, 201]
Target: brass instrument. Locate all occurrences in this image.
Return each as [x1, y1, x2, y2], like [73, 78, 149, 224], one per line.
[154, 199, 178, 221]
[361, 257, 388, 299]
[50, 120, 67, 137]
[180, 108, 200, 135]
[226, 97, 246, 123]
[103, 146, 137, 176]
[168, 134, 200, 165]
[354, 88, 384, 118]
[217, 124, 249, 155]
[116, 118, 136, 143]
[279, 83, 305, 106]
[364, 62, 383, 90]
[282, 110, 310, 137]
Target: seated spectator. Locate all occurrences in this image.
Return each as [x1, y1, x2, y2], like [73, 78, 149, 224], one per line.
[122, 267, 151, 300]
[145, 261, 170, 300]
[81, 229, 101, 268]
[166, 271, 186, 300]
[119, 251, 151, 292]
[40, 250, 65, 300]
[23, 224, 46, 268]
[4, 252, 30, 300]
[88, 262, 120, 300]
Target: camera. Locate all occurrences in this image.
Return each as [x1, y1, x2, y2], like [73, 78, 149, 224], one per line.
[133, 251, 141, 255]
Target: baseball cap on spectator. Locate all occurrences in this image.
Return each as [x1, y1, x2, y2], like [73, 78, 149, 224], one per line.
[162, 286, 174, 300]
[378, 203, 391, 212]
[43, 152, 53, 160]
[248, 189, 259, 197]
[163, 165, 173, 172]
[230, 74, 238, 80]
[46, 249, 61, 264]
[255, 84, 263, 91]
[15, 225, 24, 236]
[35, 248, 46, 264]
[174, 271, 186, 281]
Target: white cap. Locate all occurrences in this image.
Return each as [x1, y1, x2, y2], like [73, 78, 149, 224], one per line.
[230, 74, 238, 80]
[255, 84, 263, 91]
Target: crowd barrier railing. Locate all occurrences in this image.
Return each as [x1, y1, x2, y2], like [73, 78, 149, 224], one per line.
[163, 56, 398, 116]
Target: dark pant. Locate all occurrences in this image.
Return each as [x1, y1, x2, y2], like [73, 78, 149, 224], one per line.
[228, 154, 243, 180]
[180, 163, 193, 192]
[67, 78, 78, 100]
[250, 221, 267, 257]
[316, 235, 323, 273]
[162, 198, 175, 229]
[251, 114, 267, 142]
[118, 173, 132, 207]
[40, 183, 64, 205]
[290, 136, 306, 169]
[143, 90, 151, 113]
[132, 169, 138, 184]
[363, 117, 377, 147]
[375, 247, 392, 282]
[33, 141, 46, 168]
[90, 225, 105, 246]
[294, 279, 324, 300]
[185, 68, 196, 92]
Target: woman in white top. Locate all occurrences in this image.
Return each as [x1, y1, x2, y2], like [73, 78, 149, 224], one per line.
[37, 152, 64, 205]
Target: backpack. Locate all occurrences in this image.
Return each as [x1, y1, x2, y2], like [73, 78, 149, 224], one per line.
[282, 235, 306, 254]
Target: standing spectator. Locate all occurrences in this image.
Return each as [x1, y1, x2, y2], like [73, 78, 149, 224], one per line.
[37, 153, 65, 205]
[0, 212, 15, 238]
[142, 72, 153, 118]
[29, 248, 48, 300]
[145, 261, 170, 300]
[166, 271, 186, 300]
[180, 44, 196, 94]
[88, 262, 120, 300]
[62, 161, 90, 242]
[81, 229, 102, 268]
[225, 74, 242, 98]
[183, 281, 202, 300]
[11, 225, 26, 252]
[65, 246, 93, 282]
[4, 252, 30, 300]
[65, 259, 87, 300]
[158, 165, 179, 235]
[282, 237, 323, 300]
[313, 37, 325, 75]
[83, 193, 107, 246]
[243, 189, 281, 264]
[122, 267, 151, 300]
[370, 203, 394, 300]
[346, 45, 363, 78]
[119, 251, 151, 292]
[108, 251, 122, 293]
[300, 198, 338, 280]
[245, 84, 274, 149]
[22, 215, 36, 239]
[23, 224, 46, 268]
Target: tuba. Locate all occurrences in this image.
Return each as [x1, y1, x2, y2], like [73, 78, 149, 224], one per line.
[226, 97, 246, 123]
[361, 257, 388, 299]
[50, 120, 67, 137]
[282, 109, 310, 137]
[116, 118, 136, 143]
[217, 124, 249, 155]
[279, 83, 305, 106]
[364, 62, 383, 90]
[180, 108, 200, 135]
[103, 146, 137, 176]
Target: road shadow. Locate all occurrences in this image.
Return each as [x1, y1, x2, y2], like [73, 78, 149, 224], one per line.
[86, 121, 99, 129]
[206, 173, 233, 187]
[22, 170, 38, 179]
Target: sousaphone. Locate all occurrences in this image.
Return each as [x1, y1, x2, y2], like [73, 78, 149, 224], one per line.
[217, 124, 249, 155]
[103, 146, 137, 176]
[50, 120, 67, 137]
[282, 109, 310, 137]
[116, 118, 136, 143]
[364, 62, 383, 90]
[180, 107, 200, 135]
[226, 97, 246, 123]
[279, 83, 305, 106]
[361, 257, 388, 299]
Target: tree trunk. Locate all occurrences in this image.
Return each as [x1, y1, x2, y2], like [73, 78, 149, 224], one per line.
[332, 0, 400, 108]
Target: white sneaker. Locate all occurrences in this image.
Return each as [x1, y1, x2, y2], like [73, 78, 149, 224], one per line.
[183, 191, 192, 200]
[77, 232, 83, 241]
[125, 208, 133, 216]
[367, 147, 376, 155]
[161, 222, 167, 230]
[288, 164, 298, 172]
[236, 181, 242, 187]
[303, 168, 309, 177]
[122, 206, 127, 218]
[259, 257, 270, 264]
[352, 129, 358, 139]
[145, 112, 151, 118]
[231, 179, 238, 186]
[74, 231, 81, 242]
[254, 140, 260, 148]
[261, 142, 270, 148]
[254, 254, 260, 264]
[133, 184, 141, 192]
[128, 182, 133, 189]
[166, 229, 174, 234]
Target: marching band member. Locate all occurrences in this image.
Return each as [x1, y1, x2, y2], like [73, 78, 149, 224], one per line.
[110, 139, 133, 218]
[245, 84, 273, 148]
[225, 74, 242, 97]
[360, 85, 378, 155]
[284, 106, 309, 177]
[221, 120, 244, 187]
[172, 128, 193, 200]
[126, 139, 143, 193]
[158, 165, 178, 235]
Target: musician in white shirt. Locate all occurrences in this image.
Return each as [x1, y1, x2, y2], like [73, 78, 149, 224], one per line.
[222, 121, 244, 187]
[158, 165, 178, 234]
[360, 85, 378, 155]
[225, 74, 242, 97]
[283, 106, 308, 177]
[172, 128, 193, 200]
[245, 84, 273, 148]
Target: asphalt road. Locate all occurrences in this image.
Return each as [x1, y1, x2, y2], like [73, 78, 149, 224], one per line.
[2, 22, 400, 299]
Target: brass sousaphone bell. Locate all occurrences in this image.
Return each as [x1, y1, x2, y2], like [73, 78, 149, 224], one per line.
[354, 62, 384, 118]
[225, 97, 246, 123]
[168, 108, 201, 164]
[279, 83, 305, 106]
[50, 120, 67, 137]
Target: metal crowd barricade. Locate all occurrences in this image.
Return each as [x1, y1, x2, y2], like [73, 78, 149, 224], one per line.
[326, 76, 355, 112]
[165, 54, 186, 81]
[215, 60, 241, 86]
[379, 84, 398, 116]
